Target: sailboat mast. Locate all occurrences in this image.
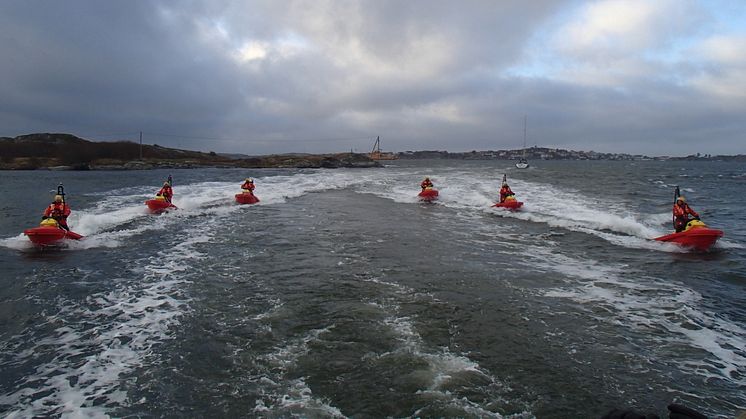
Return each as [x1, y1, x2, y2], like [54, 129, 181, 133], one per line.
[515, 115, 529, 168]
[523, 115, 527, 149]
[522, 115, 527, 158]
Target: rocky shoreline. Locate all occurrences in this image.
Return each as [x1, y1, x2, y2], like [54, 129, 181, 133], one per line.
[37, 156, 376, 170]
[0, 155, 382, 170]
[0, 133, 382, 170]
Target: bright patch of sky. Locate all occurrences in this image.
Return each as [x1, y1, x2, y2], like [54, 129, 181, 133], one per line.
[505, 0, 745, 88]
[233, 32, 310, 63]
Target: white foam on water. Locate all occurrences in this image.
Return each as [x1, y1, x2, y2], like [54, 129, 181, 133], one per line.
[346, 167, 450, 204]
[251, 269, 521, 417]
[4, 168, 701, 253]
[383, 314, 488, 384]
[489, 186, 661, 239]
[4, 167, 734, 255]
[251, 326, 345, 417]
[276, 378, 345, 418]
[0, 233, 35, 251]
[650, 179, 675, 189]
[380, 313, 516, 417]
[528, 246, 746, 392]
[342, 167, 692, 252]
[2, 172, 368, 250]
[253, 171, 364, 204]
[357, 273, 522, 417]
[717, 239, 745, 249]
[72, 201, 150, 236]
[2, 187, 159, 250]
[252, 377, 345, 418]
[0, 224, 215, 417]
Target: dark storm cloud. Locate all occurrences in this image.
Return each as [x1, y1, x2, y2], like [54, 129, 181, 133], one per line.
[0, 0, 743, 155]
[0, 1, 248, 147]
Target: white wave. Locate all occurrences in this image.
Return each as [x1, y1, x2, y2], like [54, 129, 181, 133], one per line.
[717, 238, 745, 249]
[0, 223, 214, 417]
[2, 171, 371, 250]
[73, 204, 149, 236]
[0, 233, 34, 251]
[4, 168, 731, 254]
[359, 275, 523, 417]
[378, 313, 515, 418]
[350, 167, 685, 251]
[532, 246, 746, 391]
[251, 326, 345, 417]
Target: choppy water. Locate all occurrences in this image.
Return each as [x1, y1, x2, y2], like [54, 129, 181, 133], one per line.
[1, 160, 745, 418]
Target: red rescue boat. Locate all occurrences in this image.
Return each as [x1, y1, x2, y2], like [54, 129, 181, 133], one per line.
[24, 220, 83, 247]
[654, 220, 723, 251]
[145, 197, 177, 214]
[492, 199, 523, 210]
[235, 192, 260, 205]
[494, 175, 522, 210]
[418, 187, 439, 202]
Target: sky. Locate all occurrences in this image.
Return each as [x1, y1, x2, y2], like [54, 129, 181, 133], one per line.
[0, 0, 744, 156]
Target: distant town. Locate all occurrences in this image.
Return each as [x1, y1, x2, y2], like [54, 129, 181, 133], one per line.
[396, 146, 746, 161]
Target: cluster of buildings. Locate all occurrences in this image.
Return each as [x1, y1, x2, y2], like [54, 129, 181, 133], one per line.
[398, 147, 651, 161]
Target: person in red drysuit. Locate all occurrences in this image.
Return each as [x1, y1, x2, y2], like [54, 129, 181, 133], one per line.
[673, 196, 699, 232]
[499, 183, 515, 203]
[157, 181, 173, 203]
[42, 195, 71, 231]
[241, 178, 255, 194]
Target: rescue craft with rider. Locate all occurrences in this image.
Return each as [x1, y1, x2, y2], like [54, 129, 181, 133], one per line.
[236, 178, 260, 204]
[492, 196, 523, 210]
[235, 192, 260, 205]
[146, 176, 177, 213]
[653, 187, 723, 251]
[493, 174, 523, 210]
[654, 219, 723, 251]
[145, 195, 177, 214]
[24, 218, 83, 247]
[418, 187, 439, 202]
[24, 184, 83, 246]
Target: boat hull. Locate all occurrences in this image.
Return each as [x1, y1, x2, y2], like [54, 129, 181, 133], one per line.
[492, 200, 523, 210]
[654, 227, 723, 251]
[235, 193, 260, 205]
[145, 199, 177, 214]
[418, 188, 439, 202]
[24, 226, 83, 246]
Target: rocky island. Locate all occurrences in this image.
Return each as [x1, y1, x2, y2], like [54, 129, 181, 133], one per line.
[0, 133, 381, 170]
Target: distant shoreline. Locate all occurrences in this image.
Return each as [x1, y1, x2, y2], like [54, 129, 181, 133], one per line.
[0, 133, 382, 170]
[2, 133, 744, 170]
[0, 156, 383, 171]
[398, 149, 746, 162]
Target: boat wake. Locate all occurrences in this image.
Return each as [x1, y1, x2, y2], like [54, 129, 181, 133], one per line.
[1, 172, 369, 250]
[0, 223, 215, 417]
[532, 246, 746, 407]
[351, 167, 698, 252]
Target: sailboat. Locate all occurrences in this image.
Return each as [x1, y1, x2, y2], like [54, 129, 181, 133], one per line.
[515, 116, 529, 169]
[369, 136, 398, 160]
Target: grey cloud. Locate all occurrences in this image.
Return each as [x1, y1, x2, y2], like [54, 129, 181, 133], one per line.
[0, 0, 742, 155]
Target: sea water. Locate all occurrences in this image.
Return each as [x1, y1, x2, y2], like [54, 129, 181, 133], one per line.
[0, 160, 744, 418]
